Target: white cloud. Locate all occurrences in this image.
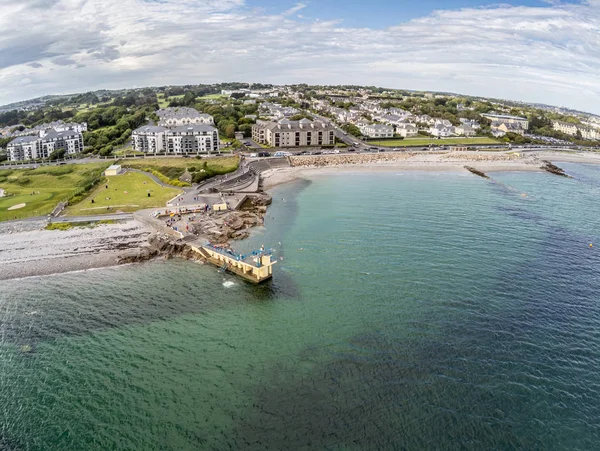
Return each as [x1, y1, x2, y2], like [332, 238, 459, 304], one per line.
[0, 0, 599, 113]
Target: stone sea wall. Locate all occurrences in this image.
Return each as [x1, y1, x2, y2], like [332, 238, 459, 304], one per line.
[289, 153, 415, 167]
[442, 153, 523, 161]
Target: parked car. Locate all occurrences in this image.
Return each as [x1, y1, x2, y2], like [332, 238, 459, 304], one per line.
[258, 151, 271, 157]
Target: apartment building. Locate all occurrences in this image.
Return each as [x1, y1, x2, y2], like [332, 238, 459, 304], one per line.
[252, 119, 335, 147]
[7, 129, 84, 161]
[157, 107, 214, 127]
[553, 121, 600, 140]
[132, 125, 220, 154]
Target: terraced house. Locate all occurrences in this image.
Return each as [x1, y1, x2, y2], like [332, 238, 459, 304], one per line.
[252, 119, 335, 147]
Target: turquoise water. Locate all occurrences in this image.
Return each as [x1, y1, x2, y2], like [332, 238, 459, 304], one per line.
[1, 163, 600, 450]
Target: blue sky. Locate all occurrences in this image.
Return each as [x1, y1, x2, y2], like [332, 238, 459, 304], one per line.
[248, 0, 581, 27]
[0, 0, 599, 114]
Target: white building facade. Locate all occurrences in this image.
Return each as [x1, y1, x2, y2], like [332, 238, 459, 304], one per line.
[132, 125, 220, 154]
[7, 129, 84, 161]
[157, 107, 214, 127]
[358, 123, 394, 138]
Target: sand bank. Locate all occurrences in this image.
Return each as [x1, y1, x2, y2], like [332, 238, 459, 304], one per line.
[0, 220, 151, 281]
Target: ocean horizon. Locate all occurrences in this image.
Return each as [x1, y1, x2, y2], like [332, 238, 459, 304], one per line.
[1, 163, 600, 450]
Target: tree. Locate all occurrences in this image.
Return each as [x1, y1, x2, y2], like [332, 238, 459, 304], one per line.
[238, 124, 253, 137]
[49, 148, 66, 161]
[224, 124, 237, 139]
[576, 129, 583, 140]
[341, 124, 362, 137]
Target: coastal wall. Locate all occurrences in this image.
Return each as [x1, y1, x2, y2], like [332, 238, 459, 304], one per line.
[289, 153, 417, 167]
[442, 153, 524, 162]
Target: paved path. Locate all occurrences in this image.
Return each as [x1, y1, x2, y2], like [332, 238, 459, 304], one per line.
[50, 213, 134, 223]
[126, 168, 193, 192]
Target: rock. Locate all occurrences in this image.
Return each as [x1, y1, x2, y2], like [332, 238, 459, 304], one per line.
[541, 160, 570, 178]
[464, 166, 489, 179]
[117, 247, 158, 264]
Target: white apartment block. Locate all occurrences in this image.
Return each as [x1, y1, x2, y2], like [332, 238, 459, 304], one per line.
[7, 130, 84, 161]
[358, 123, 394, 138]
[132, 125, 220, 154]
[157, 107, 214, 127]
[252, 119, 335, 147]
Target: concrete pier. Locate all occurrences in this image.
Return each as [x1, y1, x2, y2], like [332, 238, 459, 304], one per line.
[190, 242, 276, 283]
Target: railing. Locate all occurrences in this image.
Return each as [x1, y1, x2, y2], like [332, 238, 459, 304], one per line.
[204, 243, 273, 265]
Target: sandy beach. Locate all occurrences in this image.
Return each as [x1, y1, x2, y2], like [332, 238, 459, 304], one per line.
[0, 220, 151, 281]
[262, 150, 600, 190]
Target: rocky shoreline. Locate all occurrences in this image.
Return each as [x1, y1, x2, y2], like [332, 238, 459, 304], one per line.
[118, 194, 272, 266]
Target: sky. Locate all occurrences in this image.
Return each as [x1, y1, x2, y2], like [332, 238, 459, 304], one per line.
[0, 0, 599, 114]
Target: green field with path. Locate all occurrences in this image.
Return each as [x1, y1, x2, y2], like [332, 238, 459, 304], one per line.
[65, 171, 182, 215]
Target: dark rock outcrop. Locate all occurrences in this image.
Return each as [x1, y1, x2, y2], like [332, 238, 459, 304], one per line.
[464, 166, 490, 179]
[117, 233, 202, 264]
[541, 161, 571, 178]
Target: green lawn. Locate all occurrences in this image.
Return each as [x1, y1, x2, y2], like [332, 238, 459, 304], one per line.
[157, 94, 169, 109]
[121, 156, 239, 176]
[65, 171, 182, 216]
[198, 94, 228, 100]
[113, 147, 145, 157]
[120, 156, 240, 186]
[368, 137, 500, 147]
[0, 163, 110, 221]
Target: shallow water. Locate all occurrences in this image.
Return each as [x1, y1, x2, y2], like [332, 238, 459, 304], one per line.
[1, 163, 600, 450]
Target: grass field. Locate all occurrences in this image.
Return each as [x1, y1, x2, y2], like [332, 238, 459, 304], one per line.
[0, 163, 110, 221]
[198, 94, 228, 100]
[368, 137, 501, 147]
[65, 172, 182, 216]
[157, 94, 170, 108]
[120, 156, 239, 179]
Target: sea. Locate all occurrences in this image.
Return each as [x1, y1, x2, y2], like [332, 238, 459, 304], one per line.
[1, 162, 600, 450]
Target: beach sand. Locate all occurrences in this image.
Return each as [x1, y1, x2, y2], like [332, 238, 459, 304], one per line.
[0, 220, 151, 281]
[262, 150, 600, 190]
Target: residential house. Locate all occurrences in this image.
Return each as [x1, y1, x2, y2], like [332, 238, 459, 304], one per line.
[481, 113, 529, 130]
[358, 123, 394, 138]
[491, 122, 525, 136]
[454, 124, 477, 136]
[429, 124, 455, 137]
[395, 123, 418, 138]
